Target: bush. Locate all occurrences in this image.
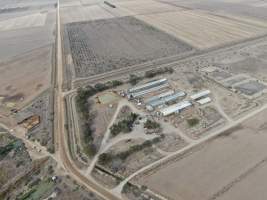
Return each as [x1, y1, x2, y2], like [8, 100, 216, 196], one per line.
[187, 118, 200, 127]
[144, 67, 174, 78]
[0, 143, 14, 159]
[98, 137, 162, 166]
[144, 119, 160, 129]
[110, 113, 139, 136]
[94, 83, 108, 92]
[129, 74, 141, 85]
[110, 80, 123, 87]
[98, 153, 113, 165]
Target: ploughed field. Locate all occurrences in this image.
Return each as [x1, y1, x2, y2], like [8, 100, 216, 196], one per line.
[136, 10, 267, 49]
[65, 16, 193, 77]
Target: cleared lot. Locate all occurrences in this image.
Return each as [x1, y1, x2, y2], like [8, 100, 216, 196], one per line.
[162, 0, 267, 20]
[0, 12, 47, 31]
[136, 10, 267, 49]
[0, 46, 52, 109]
[66, 16, 193, 77]
[216, 162, 267, 200]
[138, 109, 267, 200]
[115, 0, 183, 15]
[60, 5, 114, 24]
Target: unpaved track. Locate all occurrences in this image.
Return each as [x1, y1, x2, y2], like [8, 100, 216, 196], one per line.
[85, 99, 152, 176]
[54, 1, 121, 199]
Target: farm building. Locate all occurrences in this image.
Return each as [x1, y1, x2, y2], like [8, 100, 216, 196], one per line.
[190, 90, 211, 100]
[159, 101, 192, 116]
[197, 97, 211, 105]
[145, 90, 174, 103]
[127, 79, 169, 99]
[128, 78, 168, 94]
[146, 91, 186, 110]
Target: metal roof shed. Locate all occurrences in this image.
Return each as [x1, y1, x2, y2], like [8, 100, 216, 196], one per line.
[160, 101, 192, 116]
[148, 91, 186, 108]
[129, 83, 169, 98]
[190, 90, 211, 100]
[128, 78, 167, 93]
[145, 90, 174, 103]
[197, 97, 211, 105]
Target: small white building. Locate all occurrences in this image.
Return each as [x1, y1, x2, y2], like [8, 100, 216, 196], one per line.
[196, 97, 211, 105]
[159, 101, 192, 116]
[190, 90, 211, 100]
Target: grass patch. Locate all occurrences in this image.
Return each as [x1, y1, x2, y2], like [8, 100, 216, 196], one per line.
[17, 178, 55, 200]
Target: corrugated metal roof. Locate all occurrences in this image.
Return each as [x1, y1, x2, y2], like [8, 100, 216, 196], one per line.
[129, 83, 169, 98]
[197, 97, 211, 105]
[145, 90, 174, 103]
[160, 101, 192, 116]
[190, 90, 211, 100]
[129, 78, 167, 93]
[148, 91, 186, 107]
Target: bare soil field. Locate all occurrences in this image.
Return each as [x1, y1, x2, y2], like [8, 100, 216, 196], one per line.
[162, 0, 267, 20]
[66, 16, 192, 77]
[0, 0, 56, 9]
[115, 0, 183, 15]
[138, 109, 267, 200]
[0, 15, 55, 62]
[60, 5, 114, 24]
[136, 10, 267, 49]
[0, 46, 52, 109]
[0, 12, 47, 31]
[225, 57, 267, 81]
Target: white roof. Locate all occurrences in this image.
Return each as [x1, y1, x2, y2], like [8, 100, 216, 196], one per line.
[129, 78, 167, 93]
[130, 83, 169, 98]
[145, 90, 174, 103]
[197, 97, 211, 105]
[190, 90, 211, 100]
[160, 101, 192, 116]
[149, 91, 186, 107]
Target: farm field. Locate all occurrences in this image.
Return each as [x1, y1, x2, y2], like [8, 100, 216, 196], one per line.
[115, 0, 183, 15]
[60, 4, 114, 24]
[136, 10, 267, 49]
[0, 12, 47, 31]
[138, 109, 267, 200]
[161, 0, 267, 20]
[65, 16, 193, 77]
[0, 46, 52, 109]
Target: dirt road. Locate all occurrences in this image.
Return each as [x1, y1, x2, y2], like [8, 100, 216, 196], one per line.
[54, 1, 121, 199]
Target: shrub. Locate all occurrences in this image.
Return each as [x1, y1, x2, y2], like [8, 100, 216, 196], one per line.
[98, 153, 113, 165]
[187, 117, 200, 127]
[129, 74, 141, 85]
[144, 119, 160, 129]
[110, 113, 139, 136]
